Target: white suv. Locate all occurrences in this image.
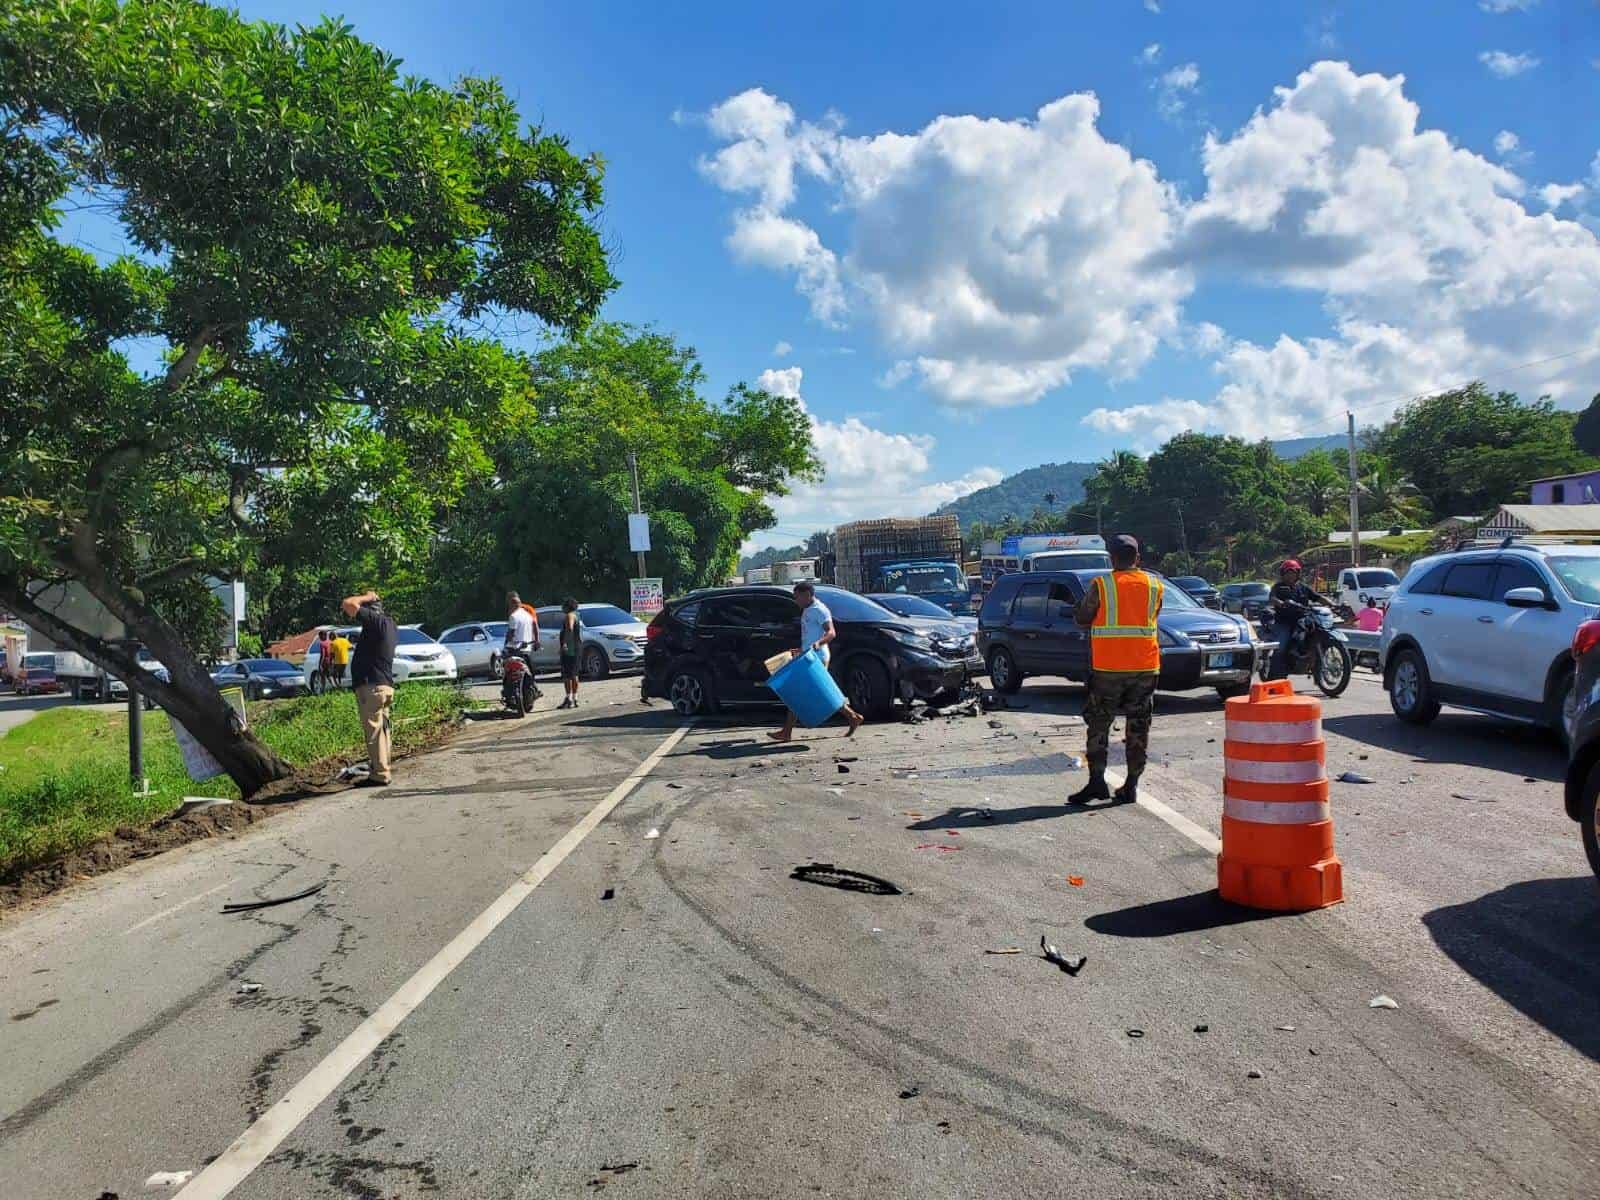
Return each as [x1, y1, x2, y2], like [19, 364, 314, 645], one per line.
[1381, 543, 1600, 743]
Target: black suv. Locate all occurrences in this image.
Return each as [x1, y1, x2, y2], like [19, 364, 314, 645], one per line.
[1170, 576, 1221, 608]
[1562, 618, 1600, 881]
[642, 585, 967, 719]
[976, 570, 1268, 699]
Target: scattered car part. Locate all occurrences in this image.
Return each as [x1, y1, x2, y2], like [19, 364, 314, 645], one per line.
[790, 862, 904, 896]
[220, 882, 326, 913]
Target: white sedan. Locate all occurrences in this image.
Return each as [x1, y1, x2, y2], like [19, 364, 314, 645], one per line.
[301, 625, 458, 690]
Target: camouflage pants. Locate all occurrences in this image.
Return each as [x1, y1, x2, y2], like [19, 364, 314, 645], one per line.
[1083, 671, 1158, 778]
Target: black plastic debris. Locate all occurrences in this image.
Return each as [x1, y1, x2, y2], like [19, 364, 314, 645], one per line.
[898, 1087, 921, 1100]
[1039, 936, 1086, 975]
[601, 887, 615, 901]
[1193, 1024, 1209, 1034]
[837, 764, 851, 774]
[791, 862, 903, 896]
[221, 882, 326, 913]
[1126, 1028, 1145, 1039]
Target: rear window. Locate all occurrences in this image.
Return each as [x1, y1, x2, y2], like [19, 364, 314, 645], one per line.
[1242, 583, 1269, 597]
[1441, 562, 1497, 601]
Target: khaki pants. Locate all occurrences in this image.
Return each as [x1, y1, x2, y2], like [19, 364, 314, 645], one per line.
[355, 684, 395, 783]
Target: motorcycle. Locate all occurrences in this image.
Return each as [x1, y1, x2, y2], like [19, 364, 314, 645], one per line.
[500, 653, 541, 717]
[1259, 605, 1354, 697]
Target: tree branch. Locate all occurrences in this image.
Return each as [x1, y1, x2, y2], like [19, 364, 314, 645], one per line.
[136, 557, 207, 591]
[163, 323, 222, 394]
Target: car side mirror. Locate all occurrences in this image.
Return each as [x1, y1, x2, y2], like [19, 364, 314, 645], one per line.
[1504, 586, 1552, 609]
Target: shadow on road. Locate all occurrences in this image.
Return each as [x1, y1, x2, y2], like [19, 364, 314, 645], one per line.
[1011, 682, 1226, 718]
[696, 738, 810, 761]
[1422, 876, 1600, 1062]
[1085, 890, 1293, 937]
[907, 804, 1065, 830]
[1322, 711, 1562, 783]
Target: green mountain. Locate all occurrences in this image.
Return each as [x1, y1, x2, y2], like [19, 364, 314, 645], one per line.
[1270, 433, 1345, 460]
[933, 462, 1098, 531]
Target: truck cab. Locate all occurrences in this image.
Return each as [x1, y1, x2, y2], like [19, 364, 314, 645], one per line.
[872, 559, 973, 616]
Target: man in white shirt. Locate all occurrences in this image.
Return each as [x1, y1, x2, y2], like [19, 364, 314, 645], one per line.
[504, 591, 539, 673]
[770, 581, 864, 743]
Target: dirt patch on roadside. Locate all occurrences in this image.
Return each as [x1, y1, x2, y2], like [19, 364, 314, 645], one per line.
[0, 714, 465, 913]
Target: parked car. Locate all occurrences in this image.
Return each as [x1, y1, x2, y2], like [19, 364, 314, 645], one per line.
[1336, 567, 1400, 612]
[17, 666, 62, 696]
[534, 603, 648, 680]
[867, 593, 982, 674]
[1219, 581, 1272, 619]
[1381, 543, 1599, 745]
[210, 657, 308, 700]
[977, 570, 1270, 700]
[437, 620, 510, 679]
[1563, 618, 1600, 881]
[299, 624, 459, 690]
[1169, 575, 1221, 608]
[868, 592, 979, 636]
[642, 585, 967, 718]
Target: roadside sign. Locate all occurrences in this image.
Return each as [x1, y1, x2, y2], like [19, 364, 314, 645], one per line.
[169, 687, 248, 781]
[628, 513, 651, 553]
[629, 577, 664, 622]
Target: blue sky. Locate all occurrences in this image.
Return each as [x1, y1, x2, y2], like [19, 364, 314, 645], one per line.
[78, 1, 1600, 545]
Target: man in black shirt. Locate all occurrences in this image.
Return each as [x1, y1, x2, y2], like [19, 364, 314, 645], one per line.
[1266, 559, 1336, 679]
[342, 590, 398, 786]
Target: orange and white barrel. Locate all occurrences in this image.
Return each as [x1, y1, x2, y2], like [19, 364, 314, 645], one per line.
[1218, 679, 1343, 911]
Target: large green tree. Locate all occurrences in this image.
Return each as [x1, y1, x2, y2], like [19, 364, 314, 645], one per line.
[0, 0, 613, 792]
[420, 323, 820, 625]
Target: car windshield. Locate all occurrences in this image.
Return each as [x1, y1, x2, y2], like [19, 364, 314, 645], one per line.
[25, 653, 53, 667]
[245, 658, 299, 674]
[579, 605, 635, 627]
[1030, 551, 1112, 572]
[1356, 570, 1398, 587]
[395, 627, 435, 646]
[1546, 556, 1600, 604]
[1242, 583, 1269, 596]
[815, 588, 898, 622]
[872, 594, 953, 619]
[877, 563, 964, 595]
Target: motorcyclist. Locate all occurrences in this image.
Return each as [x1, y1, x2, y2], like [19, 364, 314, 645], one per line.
[1267, 559, 1337, 679]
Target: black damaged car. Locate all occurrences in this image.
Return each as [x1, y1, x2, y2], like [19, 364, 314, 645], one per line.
[642, 585, 967, 719]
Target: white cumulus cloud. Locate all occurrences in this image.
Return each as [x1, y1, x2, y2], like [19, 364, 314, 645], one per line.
[773, 339, 793, 357]
[1139, 43, 1162, 65]
[1539, 182, 1587, 211]
[1480, 50, 1540, 78]
[1493, 129, 1520, 156]
[749, 366, 1001, 540]
[1480, 0, 1538, 12]
[1157, 62, 1201, 120]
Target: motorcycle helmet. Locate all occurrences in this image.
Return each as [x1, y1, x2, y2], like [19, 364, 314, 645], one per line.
[1280, 558, 1302, 574]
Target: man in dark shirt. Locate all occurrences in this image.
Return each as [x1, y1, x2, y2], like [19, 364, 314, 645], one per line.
[1266, 559, 1336, 679]
[342, 590, 398, 786]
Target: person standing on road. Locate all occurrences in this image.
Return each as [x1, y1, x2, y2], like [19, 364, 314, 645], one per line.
[329, 627, 352, 688]
[1070, 535, 1164, 807]
[342, 591, 397, 787]
[770, 581, 864, 743]
[557, 598, 582, 709]
[315, 629, 334, 691]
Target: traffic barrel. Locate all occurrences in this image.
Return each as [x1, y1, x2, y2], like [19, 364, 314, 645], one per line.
[1218, 679, 1343, 911]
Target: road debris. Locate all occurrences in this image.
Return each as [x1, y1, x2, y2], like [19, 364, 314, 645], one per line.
[336, 762, 370, 781]
[790, 863, 904, 896]
[236, 982, 262, 995]
[1369, 994, 1400, 1010]
[1451, 792, 1496, 803]
[666, 781, 684, 789]
[1067, 875, 1084, 887]
[1125, 1028, 1145, 1039]
[143, 1171, 193, 1190]
[601, 888, 615, 901]
[984, 947, 1023, 955]
[1337, 771, 1376, 784]
[914, 842, 961, 852]
[644, 828, 661, 839]
[898, 1087, 921, 1100]
[221, 882, 325, 913]
[1247, 1070, 1263, 1080]
[1040, 937, 1086, 975]
[1276, 1024, 1296, 1032]
[1193, 1024, 1209, 1034]
[837, 764, 850, 774]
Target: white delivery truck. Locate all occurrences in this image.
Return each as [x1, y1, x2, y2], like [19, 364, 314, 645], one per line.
[744, 566, 774, 584]
[771, 559, 817, 585]
[980, 534, 1110, 590]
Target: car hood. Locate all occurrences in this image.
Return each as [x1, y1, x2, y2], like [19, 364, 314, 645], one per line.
[588, 621, 649, 637]
[892, 615, 972, 640]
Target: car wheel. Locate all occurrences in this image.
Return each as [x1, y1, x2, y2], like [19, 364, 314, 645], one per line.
[1549, 663, 1578, 752]
[1388, 648, 1440, 725]
[988, 646, 1023, 694]
[1582, 762, 1600, 884]
[581, 646, 609, 681]
[844, 656, 893, 721]
[489, 653, 503, 681]
[667, 667, 713, 716]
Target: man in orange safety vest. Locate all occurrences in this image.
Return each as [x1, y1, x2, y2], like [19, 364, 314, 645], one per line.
[1069, 534, 1164, 806]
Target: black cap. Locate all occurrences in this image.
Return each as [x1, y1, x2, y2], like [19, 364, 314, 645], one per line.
[1111, 534, 1140, 556]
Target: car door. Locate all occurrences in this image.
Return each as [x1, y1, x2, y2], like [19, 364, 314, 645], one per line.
[1428, 559, 1500, 692]
[534, 610, 563, 668]
[1482, 558, 1566, 707]
[1050, 579, 1091, 679]
[1008, 580, 1054, 673]
[695, 595, 800, 702]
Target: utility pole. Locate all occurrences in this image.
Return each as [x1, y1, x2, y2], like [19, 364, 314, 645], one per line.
[1346, 411, 1362, 568]
[627, 452, 647, 580]
[122, 626, 146, 794]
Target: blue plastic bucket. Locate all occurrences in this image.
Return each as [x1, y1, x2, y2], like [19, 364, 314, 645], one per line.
[767, 649, 848, 727]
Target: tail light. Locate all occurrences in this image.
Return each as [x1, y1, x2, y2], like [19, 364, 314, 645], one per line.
[1572, 620, 1600, 659]
[646, 614, 666, 642]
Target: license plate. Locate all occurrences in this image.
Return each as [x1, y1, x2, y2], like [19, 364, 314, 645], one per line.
[1209, 652, 1234, 669]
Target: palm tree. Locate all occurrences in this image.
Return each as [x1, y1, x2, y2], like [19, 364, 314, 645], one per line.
[1359, 466, 1427, 525]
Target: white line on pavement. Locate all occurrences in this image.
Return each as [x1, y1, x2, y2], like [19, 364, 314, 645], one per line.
[1104, 768, 1223, 856]
[123, 882, 231, 935]
[175, 721, 693, 1200]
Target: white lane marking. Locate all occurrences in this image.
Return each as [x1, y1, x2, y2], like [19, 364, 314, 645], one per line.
[176, 722, 692, 1200]
[124, 883, 230, 935]
[1105, 769, 1223, 856]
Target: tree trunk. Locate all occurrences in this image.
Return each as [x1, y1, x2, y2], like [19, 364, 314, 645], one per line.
[0, 580, 294, 797]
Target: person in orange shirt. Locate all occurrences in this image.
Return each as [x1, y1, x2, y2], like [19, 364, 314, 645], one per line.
[1069, 534, 1164, 807]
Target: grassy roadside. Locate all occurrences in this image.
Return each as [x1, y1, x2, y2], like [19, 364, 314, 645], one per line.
[0, 684, 472, 873]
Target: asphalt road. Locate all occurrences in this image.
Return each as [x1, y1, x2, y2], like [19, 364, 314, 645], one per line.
[1, 669, 1595, 1199]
